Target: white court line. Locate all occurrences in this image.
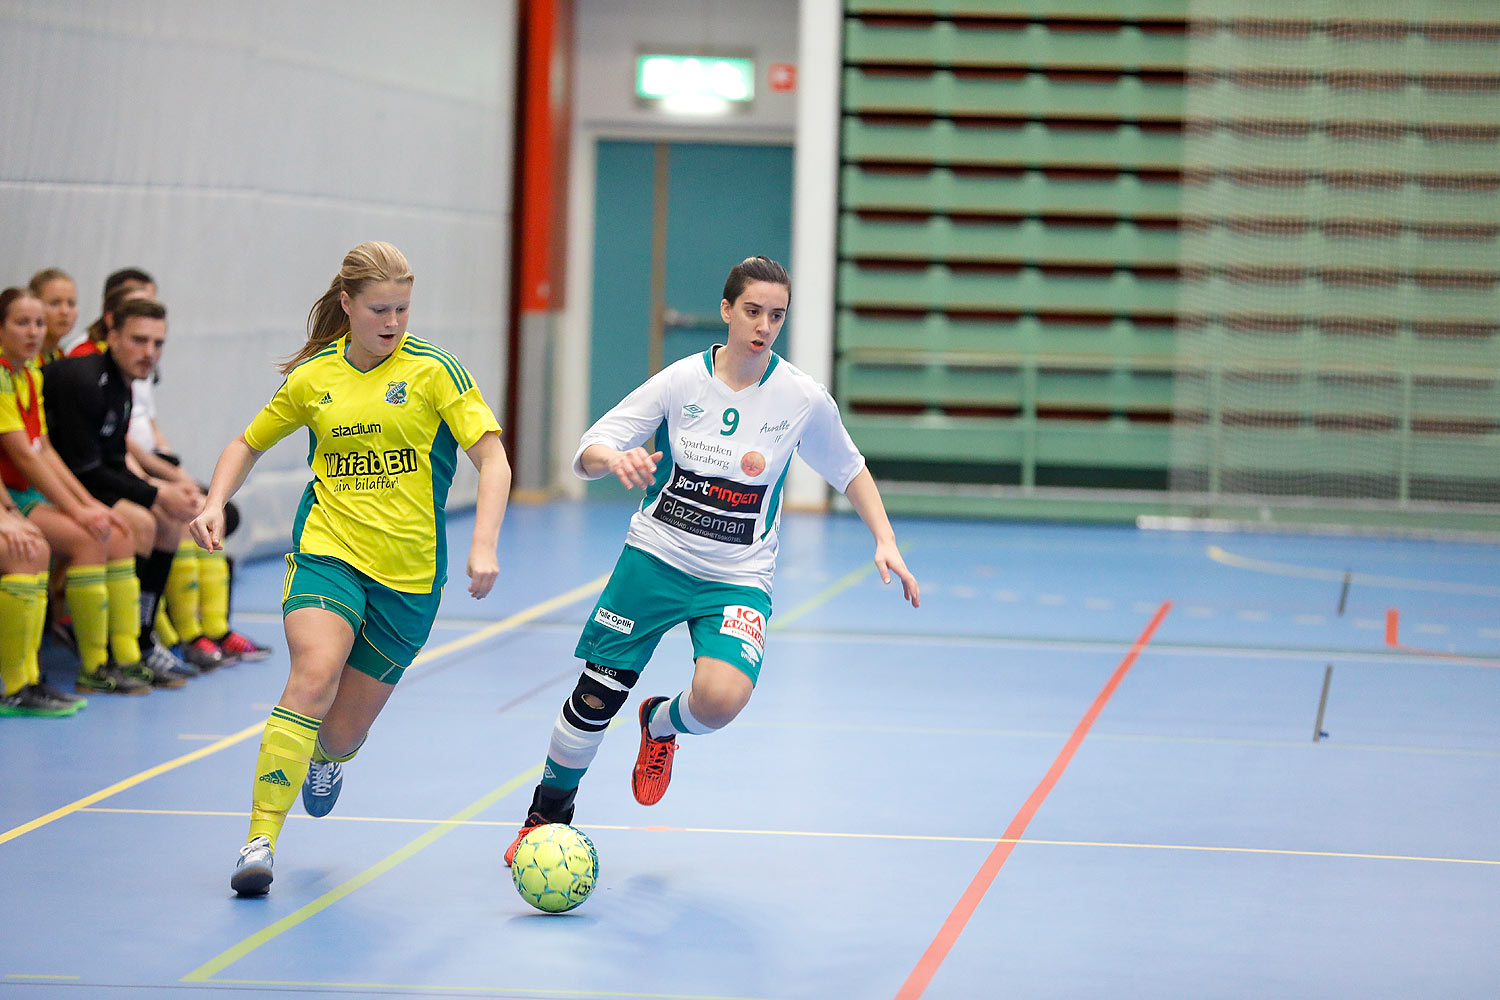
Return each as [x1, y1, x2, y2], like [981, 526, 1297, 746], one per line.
[1207, 545, 1500, 597]
[770, 626, 1500, 667]
[75, 807, 1500, 865]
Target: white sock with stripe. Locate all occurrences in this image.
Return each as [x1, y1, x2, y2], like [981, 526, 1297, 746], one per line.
[648, 690, 718, 739]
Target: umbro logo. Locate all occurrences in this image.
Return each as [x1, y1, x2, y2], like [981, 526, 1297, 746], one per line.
[258, 768, 291, 786]
[682, 404, 705, 417]
[317, 392, 333, 405]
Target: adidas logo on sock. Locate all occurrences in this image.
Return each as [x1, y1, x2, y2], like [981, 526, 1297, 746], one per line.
[317, 392, 333, 405]
[258, 768, 291, 786]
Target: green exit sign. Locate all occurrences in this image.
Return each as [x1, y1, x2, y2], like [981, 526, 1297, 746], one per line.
[635, 54, 754, 110]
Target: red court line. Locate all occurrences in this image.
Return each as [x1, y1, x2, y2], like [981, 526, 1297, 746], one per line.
[1381, 604, 1500, 667]
[894, 600, 1173, 1000]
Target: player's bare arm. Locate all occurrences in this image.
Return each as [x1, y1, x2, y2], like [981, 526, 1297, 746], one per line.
[844, 467, 920, 607]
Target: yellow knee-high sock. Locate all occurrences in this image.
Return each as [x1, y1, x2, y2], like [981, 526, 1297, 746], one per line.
[104, 558, 142, 666]
[65, 564, 111, 673]
[154, 603, 179, 649]
[248, 707, 321, 848]
[0, 573, 35, 696]
[9, 575, 48, 692]
[198, 547, 230, 639]
[166, 539, 203, 644]
[24, 575, 48, 683]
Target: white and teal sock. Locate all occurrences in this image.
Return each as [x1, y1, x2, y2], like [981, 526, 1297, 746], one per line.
[648, 691, 718, 739]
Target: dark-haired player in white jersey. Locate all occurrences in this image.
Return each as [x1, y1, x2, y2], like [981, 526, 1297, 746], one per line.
[506, 256, 920, 864]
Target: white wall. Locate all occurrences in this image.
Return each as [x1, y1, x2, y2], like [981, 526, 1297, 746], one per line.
[554, 0, 806, 498]
[0, 0, 516, 557]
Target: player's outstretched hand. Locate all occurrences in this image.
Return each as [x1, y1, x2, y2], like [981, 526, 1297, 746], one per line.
[467, 548, 499, 599]
[188, 503, 226, 552]
[608, 447, 663, 490]
[874, 540, 920, 607]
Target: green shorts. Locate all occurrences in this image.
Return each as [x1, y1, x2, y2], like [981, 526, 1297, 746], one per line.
[281, 552, 442, 684]
[575, 545, 773, 684]
[6, 486, 46, 516]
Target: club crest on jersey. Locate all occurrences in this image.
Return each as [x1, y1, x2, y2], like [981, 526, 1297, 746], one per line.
[385, 381, 408, 405]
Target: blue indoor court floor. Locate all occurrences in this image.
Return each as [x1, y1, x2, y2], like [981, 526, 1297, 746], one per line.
[2, 499, 1497, 999]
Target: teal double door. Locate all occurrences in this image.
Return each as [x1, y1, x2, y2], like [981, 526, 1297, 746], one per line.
[587, 140, 793, 455]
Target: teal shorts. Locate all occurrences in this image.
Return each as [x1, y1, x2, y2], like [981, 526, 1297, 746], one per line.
[281, 552, 442, 684]
[575, 545, 773, 684]
[6, 485, 46, 516]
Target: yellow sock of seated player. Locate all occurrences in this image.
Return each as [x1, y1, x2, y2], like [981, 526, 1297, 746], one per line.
[65, 564, 111, 673]
[105, 559, 142, 666]
[0, 574, 34, 696]
[198, 548, 230, 639]
[166, 539, 203, 643]
[248, 707, 321, 848]
[18, 573, 47, 687]
[154, 602, 179, 649]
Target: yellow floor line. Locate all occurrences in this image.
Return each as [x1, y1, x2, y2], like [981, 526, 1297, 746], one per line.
[181, 765, 542, 983]
[182, 558, 891, 983]
[771, 549, 905, 629]
[0, 722, 267, 847]
[0, 574, 608, 848]
[204, 980, 773, 1000]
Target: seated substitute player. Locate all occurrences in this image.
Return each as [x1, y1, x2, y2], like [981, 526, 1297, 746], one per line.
[66, 267, 156, 357]
[188, 240, 512, 897]
[0, 483, 63, 715]
[43, 298, 201, 686]
[97, 276, 268, 667]
[28, 267, 80, 365]
[505, 255, 920, 864]
[0, 287, 147, 697]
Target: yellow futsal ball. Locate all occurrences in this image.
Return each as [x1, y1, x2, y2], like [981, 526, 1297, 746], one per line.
[511, 823, 598, 913]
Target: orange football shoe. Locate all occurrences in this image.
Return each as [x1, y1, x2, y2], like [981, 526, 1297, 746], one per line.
[631, 696, 677, 806]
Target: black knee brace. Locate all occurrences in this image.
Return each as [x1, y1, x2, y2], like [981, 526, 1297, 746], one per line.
[561, 662, 636, 733]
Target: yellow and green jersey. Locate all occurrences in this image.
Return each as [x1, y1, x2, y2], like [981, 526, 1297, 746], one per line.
[0, 360, 47, 492]
[244, 332, 500, 594]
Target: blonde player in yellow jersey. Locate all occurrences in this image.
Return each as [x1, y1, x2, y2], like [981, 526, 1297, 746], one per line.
[189, 242, 512, 896]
